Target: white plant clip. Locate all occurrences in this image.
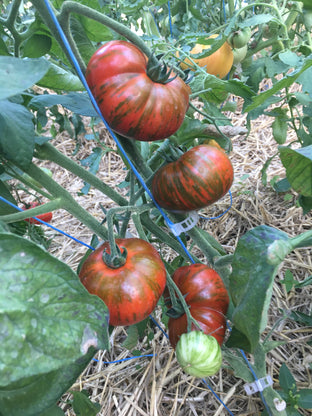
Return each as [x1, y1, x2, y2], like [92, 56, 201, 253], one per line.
[170, 211, 199, 236]
[244, 375, 273, 395]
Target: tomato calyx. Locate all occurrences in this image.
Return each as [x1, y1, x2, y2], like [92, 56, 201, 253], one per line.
[102, 244, 127, 269]
[146, 54, 177, 84]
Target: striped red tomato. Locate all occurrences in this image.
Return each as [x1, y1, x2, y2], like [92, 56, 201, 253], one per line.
[167, 263, 229, 348]
[151, 144, 233, 212]
[86, 40, 190, 141]
[78, 238, 166, 326]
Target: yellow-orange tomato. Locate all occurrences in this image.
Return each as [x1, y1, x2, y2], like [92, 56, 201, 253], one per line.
[180, 35, 234, 79]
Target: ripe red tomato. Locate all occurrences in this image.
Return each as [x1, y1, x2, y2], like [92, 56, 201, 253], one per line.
[167, 263, 229, 348]
[23, 202, 53, 224]
[151, 144, 234, 212]
[78, 238, 167, 326]
[180, 34, 234, 79]
[86, 40, 190, 141]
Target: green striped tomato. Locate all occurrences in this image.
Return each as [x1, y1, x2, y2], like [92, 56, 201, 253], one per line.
[78, 238, 166, 326]
[176, 331, 222, 377]
[151, 144, 233, 212]
[86, 40, 190, 141]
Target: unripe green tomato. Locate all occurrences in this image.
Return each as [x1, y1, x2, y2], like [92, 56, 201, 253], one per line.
[262, 21, 280, 39]
[232, 44, 248, 64]
[228, 27, 251, 49]
[175, 331, 222, 378]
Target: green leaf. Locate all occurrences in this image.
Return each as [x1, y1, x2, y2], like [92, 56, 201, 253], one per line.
[29, 92, 98, 117]
[271, 108, 289, 144]
[0, 100, 35, 169]
[273, 177, 291, 193]
[289, 311, 312, 326]
[297, 389, 312, 409]
[245, 57, 312, 112]
[228, 225, 293, 352]
[0, 56, 50, 100]
[122, 325, 139, 350]
[70, 17, 96, 64]
[39, 404, 65, 416]
[0, 180, 17, 215]
[0, 233, 109, 416]
[23, 34, 52, 58]
[222, 349, 254, 383]
[279, 363, 297, 393]
[71, 390, 101, 416]
[37, 62, 83, 91]
[280, 269, 296, 292]
[279, 145, 312, 197]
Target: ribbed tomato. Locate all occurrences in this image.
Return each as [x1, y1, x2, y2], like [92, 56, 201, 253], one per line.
[167, 264, 229, 348]
[151, 144, 233, 212]
[78, 238, 166, 326]
[180, 34, 233, 79]
[86, 40, 190, 141]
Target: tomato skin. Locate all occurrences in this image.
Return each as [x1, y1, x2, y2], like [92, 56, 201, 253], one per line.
[78, 238, 167, 326]
[167, 263, 229, 348]
[23, 202, 53, 224]
[86, 40, 190, 142]
[151, 144, 234, 212]
[180, 35, 234, 79]
[176, 331, 222, 378]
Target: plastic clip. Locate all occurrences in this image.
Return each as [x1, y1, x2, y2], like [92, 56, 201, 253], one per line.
[244, 375, 273, 395]
[170, 211, 199, 236]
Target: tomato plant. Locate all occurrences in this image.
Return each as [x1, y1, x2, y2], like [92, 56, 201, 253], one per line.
[79, 238, 167, 326]
[166, 263, 229, 348]
[151, 144, 234, 212]
[180, 35, 234, 79]
[175, 331, 222, 378]
[86, 40, 190, 142]
[23, 202, 53, 224]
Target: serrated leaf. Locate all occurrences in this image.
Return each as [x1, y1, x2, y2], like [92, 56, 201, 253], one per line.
[228, 225, 293, 352]
[0, 100, 35, 169]
[245, 58, 312, 112]
[0, 56, 50, 100]
[279, 145, 312, 196]
[0, 233, 109, 415]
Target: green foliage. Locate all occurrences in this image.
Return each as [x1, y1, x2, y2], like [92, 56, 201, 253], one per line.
[278, 363, 312, 413]
[0, 233, 109, 415]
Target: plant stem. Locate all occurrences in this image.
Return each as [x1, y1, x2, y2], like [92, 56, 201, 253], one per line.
[58, 1, 152, 58]
[35, 142, 127, 207]
[0, 198, 62, 223]
[24, 163, 108, 240]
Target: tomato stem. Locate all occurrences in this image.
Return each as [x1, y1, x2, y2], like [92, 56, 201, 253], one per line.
[166, 273, 202, 333]
[0, 198, 62, 223]
[58, 1, 153, 60]
[23, 162, 109, 240]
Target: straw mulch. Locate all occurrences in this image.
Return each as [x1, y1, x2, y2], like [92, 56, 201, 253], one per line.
[35, 96, 312, 415]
